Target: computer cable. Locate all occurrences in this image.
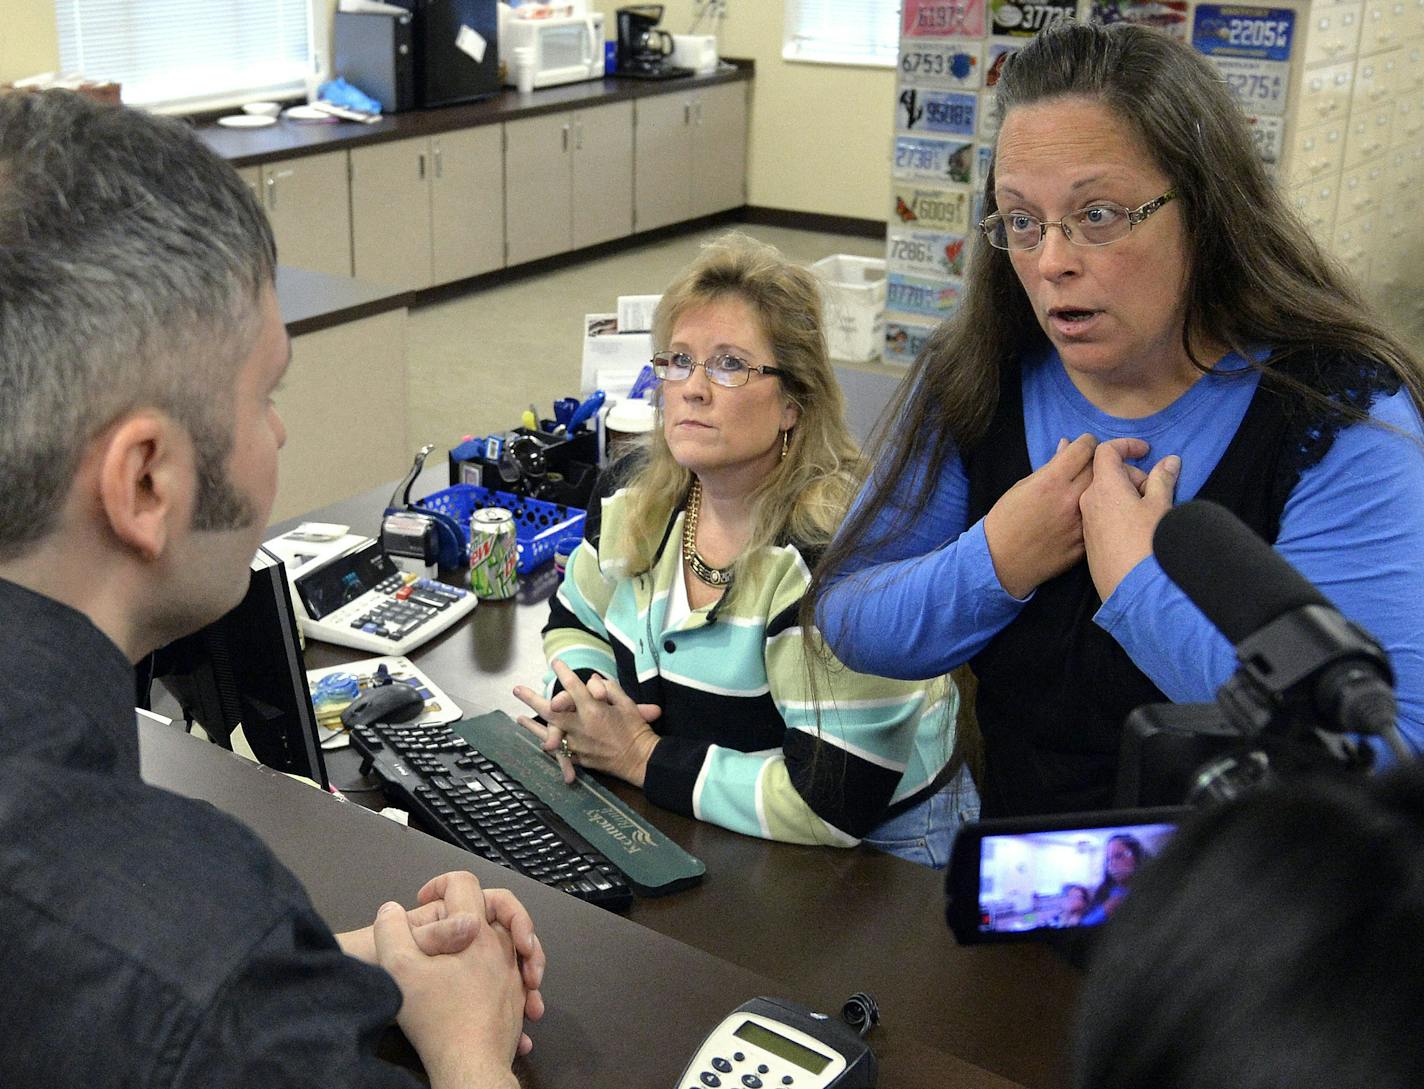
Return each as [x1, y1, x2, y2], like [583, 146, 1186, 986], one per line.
[840, 991, 880, 1038]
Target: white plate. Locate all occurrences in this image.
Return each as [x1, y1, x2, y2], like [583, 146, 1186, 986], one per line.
[283, 105, 336, 122]
[217, 114, 276, 128]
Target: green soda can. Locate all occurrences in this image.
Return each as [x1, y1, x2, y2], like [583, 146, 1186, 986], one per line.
[469, 507, 519, 599]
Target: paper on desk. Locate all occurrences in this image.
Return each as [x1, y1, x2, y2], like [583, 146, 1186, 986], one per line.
[581, 313, 653, 396]
[616, 294, 662, 333]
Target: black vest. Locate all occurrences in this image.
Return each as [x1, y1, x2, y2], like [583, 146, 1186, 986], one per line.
[964, 364, 1297, 818]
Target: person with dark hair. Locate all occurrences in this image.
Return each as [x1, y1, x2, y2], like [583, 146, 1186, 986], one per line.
[1079, 834, 1143, 925]
[1059, 883, 1091, 927]
[0, 90, 544, 1088]
[811, 19, 1424, 819]
[1075, 765, 1424, 1089]
[512, 232, 967, 865]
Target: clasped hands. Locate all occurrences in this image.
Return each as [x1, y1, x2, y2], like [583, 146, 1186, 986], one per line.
[983, 433, 1181, 602]
[513, 660, 661, 788]
[338, 870, 545, 1084]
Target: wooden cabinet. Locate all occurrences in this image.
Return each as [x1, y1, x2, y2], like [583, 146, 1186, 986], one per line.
[431, 126, 506, 284]
[572, 102, 635, 250]
[634, 81, 747, 233]
[690, 82, 749, 219]
[213, 76, 750, 288]
[351, 127, 505, 291]
[259, 151, 352, 279]
[505, 101, 634, 266]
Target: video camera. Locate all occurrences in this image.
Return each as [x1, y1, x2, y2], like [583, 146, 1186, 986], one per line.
[946, 501, 1408, 946]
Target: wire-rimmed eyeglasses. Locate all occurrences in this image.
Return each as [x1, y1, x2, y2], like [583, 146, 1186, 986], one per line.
[979, 189, 1177, 251]
[651, 351, 787, 388]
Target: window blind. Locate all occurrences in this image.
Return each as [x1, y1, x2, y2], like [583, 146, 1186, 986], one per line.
[54, 0, 312, 111]
[783, 0, 899, 67]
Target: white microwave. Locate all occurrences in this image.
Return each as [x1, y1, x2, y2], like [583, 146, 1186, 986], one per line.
[503, 12, 605, 89]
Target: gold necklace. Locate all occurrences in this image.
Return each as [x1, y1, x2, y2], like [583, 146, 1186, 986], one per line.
[682, 479, 734, 588]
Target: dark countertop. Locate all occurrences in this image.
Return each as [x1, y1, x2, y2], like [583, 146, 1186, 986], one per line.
[199, 61, 752, 168]
[277, 266, 414, 338]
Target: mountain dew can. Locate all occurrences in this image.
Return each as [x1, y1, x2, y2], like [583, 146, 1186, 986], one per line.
[469, 508, 518, 599]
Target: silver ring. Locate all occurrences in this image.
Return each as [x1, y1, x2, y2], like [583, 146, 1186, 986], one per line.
[558, 737, 574, 760]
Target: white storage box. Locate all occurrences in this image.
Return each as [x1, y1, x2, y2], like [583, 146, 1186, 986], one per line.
[812, 255, 887, 363]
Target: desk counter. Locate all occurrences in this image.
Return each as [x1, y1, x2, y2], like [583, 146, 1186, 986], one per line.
[197, 63, 752, 169]
[174, 475, 1084, 1088]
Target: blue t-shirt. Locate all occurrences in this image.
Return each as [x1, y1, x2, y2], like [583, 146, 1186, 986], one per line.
[817, 349, 1424, 754]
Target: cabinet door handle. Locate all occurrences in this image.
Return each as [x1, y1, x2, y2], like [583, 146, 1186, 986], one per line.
[418, 152, 426, 180]
[576, 121, 584, 150]
[562, 123, 570, 152]
[684, 102, 691, 125]
[265, 174, 276, 211]
[434, 144, 443, 178]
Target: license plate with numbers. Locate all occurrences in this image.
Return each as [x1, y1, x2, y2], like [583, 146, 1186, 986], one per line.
[902, 0, 988, 37]
[888, 227, 970, 279]
[894, 135, 975, 184]
[899, 42, 983, 89]
[1192, 5, 1295, 61]
[893, 184, 972, 234]
[885, 318, 939, 366]
[897, 89, 979, 137]
[887, 272, 963, 318]
[1212, 56, 1290, 115]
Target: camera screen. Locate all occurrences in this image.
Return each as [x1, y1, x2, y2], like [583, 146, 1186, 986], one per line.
[976, 820, 1178, 935]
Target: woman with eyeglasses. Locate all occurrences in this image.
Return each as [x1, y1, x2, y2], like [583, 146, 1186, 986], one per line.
[511, 232, 969, 864]
[810, 20, 1424, 820]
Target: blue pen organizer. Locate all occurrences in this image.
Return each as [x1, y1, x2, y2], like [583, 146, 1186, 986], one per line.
[417, 484, 586, 574]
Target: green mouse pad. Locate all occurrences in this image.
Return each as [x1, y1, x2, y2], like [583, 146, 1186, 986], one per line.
[452, 711, 706, 897]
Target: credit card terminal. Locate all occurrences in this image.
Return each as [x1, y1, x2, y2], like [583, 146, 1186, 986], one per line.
[677, 997, 877, 1089]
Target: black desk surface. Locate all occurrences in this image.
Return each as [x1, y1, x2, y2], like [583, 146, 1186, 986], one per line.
[141, 471, 1081, 1088]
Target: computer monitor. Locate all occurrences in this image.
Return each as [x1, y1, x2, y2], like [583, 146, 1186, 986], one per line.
[145, 546, 329, 789]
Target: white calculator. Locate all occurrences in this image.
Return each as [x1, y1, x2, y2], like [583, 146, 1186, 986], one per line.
[677, 998, 876, 1089]
[290, 539, 476, 655]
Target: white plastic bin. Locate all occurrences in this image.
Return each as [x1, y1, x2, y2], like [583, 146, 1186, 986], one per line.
[811, 255, 887, 363]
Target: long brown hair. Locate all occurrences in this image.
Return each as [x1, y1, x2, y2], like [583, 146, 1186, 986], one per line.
[807, 19, 1424, 642]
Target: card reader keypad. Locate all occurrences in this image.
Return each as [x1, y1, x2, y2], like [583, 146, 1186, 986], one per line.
[691, 1055, 794, 1089]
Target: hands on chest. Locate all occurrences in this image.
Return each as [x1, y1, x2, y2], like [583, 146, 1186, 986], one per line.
[983, 432, 1182, 603]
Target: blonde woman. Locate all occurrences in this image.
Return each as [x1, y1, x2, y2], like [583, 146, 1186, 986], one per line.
[513, 232, 966, 865]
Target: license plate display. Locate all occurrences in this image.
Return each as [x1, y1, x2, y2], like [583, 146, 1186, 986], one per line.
[894, 135, 975, 185]
[893, 184, 973, 234]
[902, 0, 988, 37]
[990, 0, 1078, 36]
[1212, 56, 1290, 114]
[1192, 5, 1295, 61]
[887, 272, 963, 318]
[897, 89, 978, 137]
[888, 227, 970, 279]
[899, 42, 983, 89]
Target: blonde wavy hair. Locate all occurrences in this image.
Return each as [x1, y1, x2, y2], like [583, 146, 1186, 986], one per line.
[613, 231, 863, 583]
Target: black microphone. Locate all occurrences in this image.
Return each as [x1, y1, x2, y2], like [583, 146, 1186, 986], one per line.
[1153, 501, 1401, 751]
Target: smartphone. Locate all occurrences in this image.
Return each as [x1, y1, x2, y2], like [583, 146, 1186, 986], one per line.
[944, 806, 1190, 944]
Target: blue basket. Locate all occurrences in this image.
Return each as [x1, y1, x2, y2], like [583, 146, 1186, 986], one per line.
[416, 484, 586, 574]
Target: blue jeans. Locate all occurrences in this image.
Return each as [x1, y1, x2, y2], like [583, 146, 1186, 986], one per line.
[861, 764, 981, 870]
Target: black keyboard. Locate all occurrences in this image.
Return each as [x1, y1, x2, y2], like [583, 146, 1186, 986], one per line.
[351, 721, 633, 911]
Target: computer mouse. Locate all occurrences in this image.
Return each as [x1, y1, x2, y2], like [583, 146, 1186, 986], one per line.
[340, 681, 425, 728]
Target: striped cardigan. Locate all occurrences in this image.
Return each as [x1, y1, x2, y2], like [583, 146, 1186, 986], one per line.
[543, 471, 956, 846]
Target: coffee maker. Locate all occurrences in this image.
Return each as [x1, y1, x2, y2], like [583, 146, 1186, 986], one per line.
[615, 5, 693, 80]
